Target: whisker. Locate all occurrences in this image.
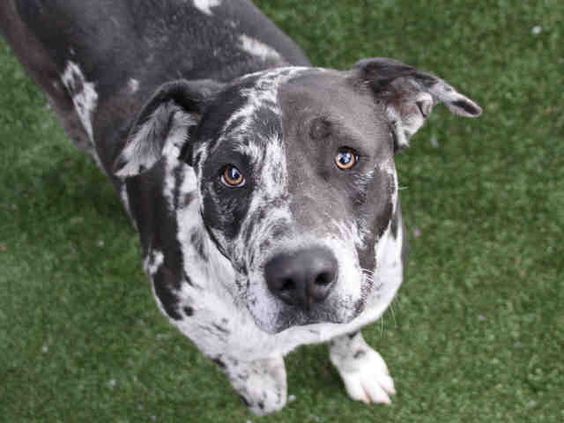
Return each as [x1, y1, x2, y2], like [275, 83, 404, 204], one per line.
[388, 300, 398, 328]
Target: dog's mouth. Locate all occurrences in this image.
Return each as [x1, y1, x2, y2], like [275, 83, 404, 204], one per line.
[275, 311, 344, 333]
[244, 271, 370, 334]
[279, 300, 365, 332]
[254, 294, 368, 334]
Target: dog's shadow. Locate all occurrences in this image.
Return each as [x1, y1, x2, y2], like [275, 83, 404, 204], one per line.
[285, 344, 345, 402]
[42, 155, 128, 225]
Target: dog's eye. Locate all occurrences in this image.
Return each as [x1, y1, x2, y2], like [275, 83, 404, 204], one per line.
[335, 147, 358, 170]
[221, 165, 245, 187]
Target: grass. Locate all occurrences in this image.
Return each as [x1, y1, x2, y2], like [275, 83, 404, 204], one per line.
[0, 0, 562, 421]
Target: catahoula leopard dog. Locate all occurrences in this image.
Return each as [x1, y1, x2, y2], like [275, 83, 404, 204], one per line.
[0, 0, 482, 415]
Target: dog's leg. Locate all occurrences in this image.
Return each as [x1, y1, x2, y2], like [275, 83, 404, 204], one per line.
[329, 331, 396, 405]
[218, 355, 287, 415]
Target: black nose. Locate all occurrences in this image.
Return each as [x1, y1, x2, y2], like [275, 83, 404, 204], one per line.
[264, 247, 338, 310]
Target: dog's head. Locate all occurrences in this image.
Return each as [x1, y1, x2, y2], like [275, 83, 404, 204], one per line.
[114, 58, 481, 333]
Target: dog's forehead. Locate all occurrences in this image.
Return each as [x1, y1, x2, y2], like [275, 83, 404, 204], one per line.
[201, 67, 320, 154]
[277, 71, 390, 153]
[216, 68, 387, 156]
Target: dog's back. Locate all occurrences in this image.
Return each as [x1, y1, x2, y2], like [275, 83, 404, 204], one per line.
[0, 0, 309, 173]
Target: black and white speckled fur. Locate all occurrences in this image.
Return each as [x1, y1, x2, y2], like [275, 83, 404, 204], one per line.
[1, 0, 481, 415]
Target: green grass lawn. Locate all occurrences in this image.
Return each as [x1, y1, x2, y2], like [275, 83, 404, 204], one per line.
[1, 0, 562, 421]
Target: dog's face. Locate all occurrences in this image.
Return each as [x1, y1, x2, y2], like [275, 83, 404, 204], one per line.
[192, 68, 397, 332]
[115, 59, 481, 333]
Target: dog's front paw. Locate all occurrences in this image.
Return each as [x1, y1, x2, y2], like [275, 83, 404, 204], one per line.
[329, 333, 396, 405]
[223, 356, 287, 415]
[336, 348, 396, 404]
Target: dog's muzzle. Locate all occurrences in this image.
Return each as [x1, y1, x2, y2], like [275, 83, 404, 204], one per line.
[264, 246, 337, 310]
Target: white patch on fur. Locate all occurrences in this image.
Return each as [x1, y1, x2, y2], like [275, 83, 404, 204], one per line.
[221, 68, 306, 138]
[335, 219, 366, 249]
[386, 107, 409, 148]
[61, 61, 98, 143]
[379, 158, 398, 215]
[115, 109, 196, 178]
[373, 211, 403, 303]
[175, 167, 237, 301]
[118, 184, 134, 223]
[128, 78, 139, 93]
[239, 35, 281, 62]
[257, 135, 287, 194]
[144, 249, 164, 276]
[193, 0, 221, 15]
[330, 333, 395, 404]
[326, 226, 364, 301]
[402, 91, 433, 138]
[161, 113, 194, 209]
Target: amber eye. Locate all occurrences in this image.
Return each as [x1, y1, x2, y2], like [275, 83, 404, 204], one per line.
[221, 165, 245, 187]
[335, 147, 358, 170]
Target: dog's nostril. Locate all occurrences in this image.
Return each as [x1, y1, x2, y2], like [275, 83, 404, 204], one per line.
[281, 278, 295, 292]
[315, 272, 333, 286]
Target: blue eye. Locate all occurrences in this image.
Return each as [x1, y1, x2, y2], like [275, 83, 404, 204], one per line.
[221, 165, 245, 187]
[335, 147, 358, 170]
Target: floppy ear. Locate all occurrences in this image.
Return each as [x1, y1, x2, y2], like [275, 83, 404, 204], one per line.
[113, 79, 224, 177]
[353, 57, 482, 150]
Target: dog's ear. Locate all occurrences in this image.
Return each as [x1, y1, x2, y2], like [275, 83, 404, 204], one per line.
[113, 79, 224, 177]
[353, 57, 482, 150]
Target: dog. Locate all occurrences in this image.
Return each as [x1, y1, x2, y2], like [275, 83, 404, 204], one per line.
[0, 0, 481, 415]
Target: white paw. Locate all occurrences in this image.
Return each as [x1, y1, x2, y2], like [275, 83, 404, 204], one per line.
[332, 347, 396, 405]
[227, 357, 287, 416]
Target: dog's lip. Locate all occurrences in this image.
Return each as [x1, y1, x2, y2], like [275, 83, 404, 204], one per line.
[251, 303, 360, 335]
[276, 314, 348, 333]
